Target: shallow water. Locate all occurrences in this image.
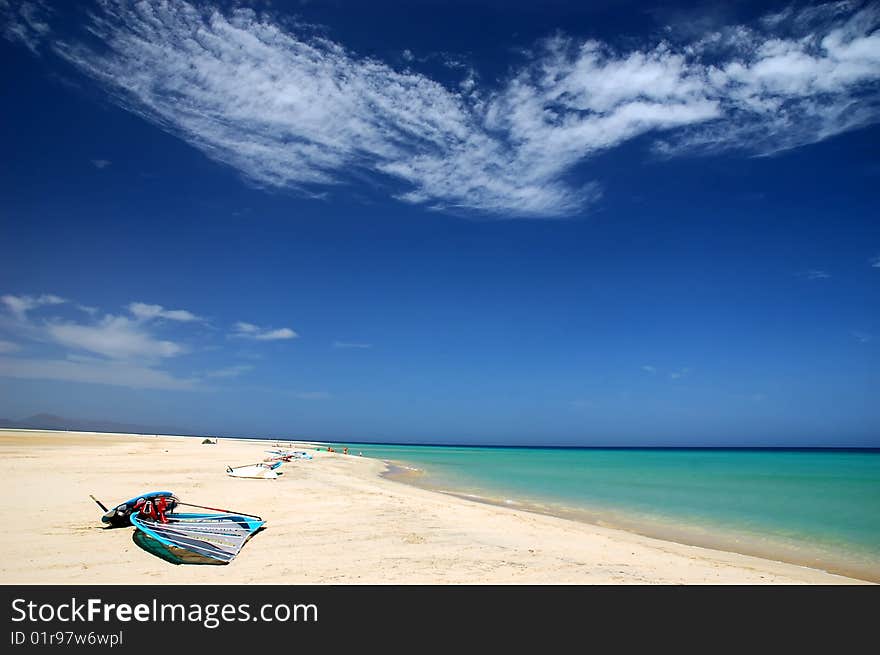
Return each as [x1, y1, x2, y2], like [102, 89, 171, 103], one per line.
[334, 444, 880, 581]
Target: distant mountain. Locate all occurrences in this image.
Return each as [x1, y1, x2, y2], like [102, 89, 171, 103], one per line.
[0, 413, 184, 436]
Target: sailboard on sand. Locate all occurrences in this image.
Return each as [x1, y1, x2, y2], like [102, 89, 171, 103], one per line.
[226, 461, 282, 479]
[91, 491, 264, 564]
[131, 511, 264, 564]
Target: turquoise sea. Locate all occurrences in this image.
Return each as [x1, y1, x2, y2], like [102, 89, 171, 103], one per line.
[332, 444, 880, 581]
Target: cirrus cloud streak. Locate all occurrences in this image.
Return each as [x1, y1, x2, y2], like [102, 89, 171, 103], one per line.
[6, 0, 879, 217]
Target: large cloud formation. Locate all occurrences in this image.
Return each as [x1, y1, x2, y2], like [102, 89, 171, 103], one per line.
[4, 0, 880, 217]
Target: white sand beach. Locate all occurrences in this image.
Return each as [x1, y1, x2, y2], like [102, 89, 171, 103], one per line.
[0, 430, 869, 584]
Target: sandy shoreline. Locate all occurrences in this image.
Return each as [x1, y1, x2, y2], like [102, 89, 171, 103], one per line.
[383, 465, 880, 583]
[0, 429, 870, 584]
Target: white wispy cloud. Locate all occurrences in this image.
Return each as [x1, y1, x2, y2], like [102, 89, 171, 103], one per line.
[0, 292, 307, 389]
[0, 0, 50, 55]
[669, 367, 691, 380]
[0, 293, 198, 389]
[128, 302, 201, 323]
[1, 293, 66, 320]
[232, 322, 298, 341]
[333, 341, 373, 349]
[204, 364, 254, 378]
[91, 158, 112, 169]
[799, 269, 832, 279]
[852, 330, 872, 343]
[655, 3, 880, 156]
[0, 355, 198, 390]
[46, 315, 185, 360]
[291, 390, 330, 400]
[0, 339, 21, 353]
[5, 0, 877, 217]
[642, 364, 692, 379]
[871, 254, 880, 268]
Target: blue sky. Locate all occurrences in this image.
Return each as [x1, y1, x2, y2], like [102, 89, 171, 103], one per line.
[1, 0, 878, 445]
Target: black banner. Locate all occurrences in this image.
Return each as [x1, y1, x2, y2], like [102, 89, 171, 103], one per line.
[1, 585, 874, 651]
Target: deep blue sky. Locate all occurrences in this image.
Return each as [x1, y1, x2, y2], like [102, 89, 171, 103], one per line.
[1, 0, 878, 445]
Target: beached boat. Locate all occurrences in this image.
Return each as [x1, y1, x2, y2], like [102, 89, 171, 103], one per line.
[131, 511, 264, 564]
[226, 461, 282, 479]
[91, 491, 178, 527]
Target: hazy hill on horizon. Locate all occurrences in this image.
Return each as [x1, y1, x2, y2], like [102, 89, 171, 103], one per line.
[0, 413, 186, 436]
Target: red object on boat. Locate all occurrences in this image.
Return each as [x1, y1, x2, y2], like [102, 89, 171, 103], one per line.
[155, 496, 169, 523]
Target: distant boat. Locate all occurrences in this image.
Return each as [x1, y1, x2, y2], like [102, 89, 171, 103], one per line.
[265, 449, 313, 461]
[226, 461, 282, 479]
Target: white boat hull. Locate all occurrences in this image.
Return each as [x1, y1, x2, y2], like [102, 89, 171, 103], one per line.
[227, 465, 280, 479]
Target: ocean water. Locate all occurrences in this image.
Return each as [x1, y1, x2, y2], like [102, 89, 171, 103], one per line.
[333, 444, 880, 581]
